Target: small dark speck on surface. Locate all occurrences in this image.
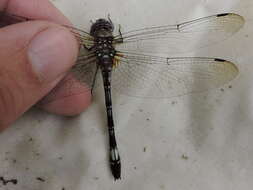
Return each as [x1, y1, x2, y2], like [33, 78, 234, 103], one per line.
[134, 166, 137, 170]
[228, 85, 232, 89]
[146, 118, 150, 121]
[93, 177, 99, 180]
[181, 154, 188, 160]
[143, 147, 147, 152]
[36, 177, 45, 182]
[58, 156, 63, 160]
[171, 101, 177, 105]
[35, 153, 40, 156]
[12, 159, 17, 163]
[139, 109, 143, 112]
[0, 176, 18, 185]
[29, 138, 33, 142]
[62, 188, 65, 190]
[220, 88, 224, 92]
[25, 167, 29, 170]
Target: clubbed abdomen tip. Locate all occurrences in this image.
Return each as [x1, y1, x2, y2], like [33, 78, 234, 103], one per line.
[111, 161, 121, 180]
[110, 147, 121, 180]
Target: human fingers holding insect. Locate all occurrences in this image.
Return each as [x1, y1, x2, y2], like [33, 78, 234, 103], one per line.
[0, 0, 90, 129]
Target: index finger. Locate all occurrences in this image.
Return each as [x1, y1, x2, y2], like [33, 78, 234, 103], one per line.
[0, 0, 71, 25]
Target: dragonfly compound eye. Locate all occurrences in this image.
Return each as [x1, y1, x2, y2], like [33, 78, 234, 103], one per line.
[90, 18, 114, 37]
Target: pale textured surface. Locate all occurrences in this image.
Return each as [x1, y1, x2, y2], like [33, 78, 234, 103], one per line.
[1, 0, 253, 189]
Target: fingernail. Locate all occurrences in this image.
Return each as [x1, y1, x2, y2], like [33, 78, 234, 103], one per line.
[28, 27, 78, 82]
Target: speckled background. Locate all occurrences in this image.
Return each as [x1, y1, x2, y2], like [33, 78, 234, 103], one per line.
[1, 0, 253, 189]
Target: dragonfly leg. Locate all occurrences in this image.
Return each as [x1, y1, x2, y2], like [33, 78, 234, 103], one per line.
[112, 24, 123, 44]
[117, 24, 123, 43]
[82, 44, 94, 51]
[107, 14, 112, 25]
[89, 19, 94, 25]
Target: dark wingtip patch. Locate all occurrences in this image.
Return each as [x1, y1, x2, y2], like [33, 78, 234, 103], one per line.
[214, 58, 226, 62]
[217, 13, 230, 17]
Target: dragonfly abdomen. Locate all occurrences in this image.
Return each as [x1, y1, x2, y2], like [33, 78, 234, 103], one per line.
[101, 69, 121, 180]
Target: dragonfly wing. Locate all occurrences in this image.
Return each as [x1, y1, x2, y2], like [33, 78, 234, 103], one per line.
[63, 25, 95, 48]
[114, 13, 244, 54]
[71, 47, 98, 89]
[0, 10, 95, 48]
[40, 47, 98, 103]
[112, 52, 238, 98]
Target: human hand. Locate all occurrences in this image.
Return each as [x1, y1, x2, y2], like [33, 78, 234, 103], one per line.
[0, 0, 91, 129]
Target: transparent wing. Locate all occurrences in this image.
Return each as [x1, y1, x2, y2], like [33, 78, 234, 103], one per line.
[70, 47, 98, 89]
[112, 52, 238, 98]
[39, 47, 97, 103]
[0, 10, 95, 48]
[63, 25, 95, 48]
[114, 13, 244, 54]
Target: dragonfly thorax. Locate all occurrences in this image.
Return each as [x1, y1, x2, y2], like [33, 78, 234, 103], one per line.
[91, 19, 116, 67]
[95, 37, 116, 67]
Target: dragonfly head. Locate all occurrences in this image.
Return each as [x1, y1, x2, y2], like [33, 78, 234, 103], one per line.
[90, 18, 114, 37]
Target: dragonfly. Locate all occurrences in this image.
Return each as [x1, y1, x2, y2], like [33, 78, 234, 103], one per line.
[0, 11, 244, 180]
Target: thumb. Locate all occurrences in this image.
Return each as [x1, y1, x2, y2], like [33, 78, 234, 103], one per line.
[0, 21, 78, 128]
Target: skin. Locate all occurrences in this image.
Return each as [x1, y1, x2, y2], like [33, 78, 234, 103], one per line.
[0, 0, 91, 129]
